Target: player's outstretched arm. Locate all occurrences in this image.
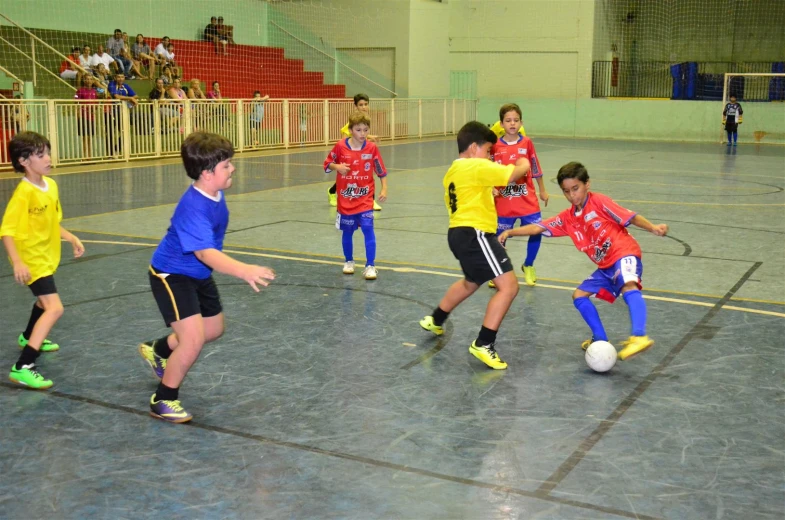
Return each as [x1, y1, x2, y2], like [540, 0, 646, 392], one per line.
[498, 223, 545, 245]
[508, 157, 531, 184]
[631, 214, 668, 236]
[535, 176, 549, 207]
[195, 248, 276, 292]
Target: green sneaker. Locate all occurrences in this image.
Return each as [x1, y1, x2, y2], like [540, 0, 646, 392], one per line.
[9, 363, 53, 390]
[419, 315, 444, 336]
[18, 334, 59, 352]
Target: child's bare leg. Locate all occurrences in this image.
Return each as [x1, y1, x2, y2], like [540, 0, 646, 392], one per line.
[438, 278, 480, 312]
[482, 271, 518, 331]
[27, 293, 64, 350]
[161, 314, 205, 388]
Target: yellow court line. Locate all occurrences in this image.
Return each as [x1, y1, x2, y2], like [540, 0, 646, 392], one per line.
[614, 199, 785, 208]
[76, 239, 785, 319]
[71, 230, 785, 306]
[595, 180, 777, 192]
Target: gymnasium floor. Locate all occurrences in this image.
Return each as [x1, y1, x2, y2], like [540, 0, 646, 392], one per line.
[1, 137, 783, 519]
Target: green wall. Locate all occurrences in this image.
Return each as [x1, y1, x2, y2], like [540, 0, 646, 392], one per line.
[1, 0, 268, 45]
[479, 98, 785, 144]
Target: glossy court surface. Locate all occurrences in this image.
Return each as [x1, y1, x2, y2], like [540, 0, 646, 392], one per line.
[1, 137, 783, 519]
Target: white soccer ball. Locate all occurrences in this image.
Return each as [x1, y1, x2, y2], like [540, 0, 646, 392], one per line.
[585, 341, 617, 373]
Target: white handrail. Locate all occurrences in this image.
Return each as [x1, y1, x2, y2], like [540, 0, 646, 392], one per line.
[0, 63, 23, 84]
[0, 11, 90, 89]
[269, 21, 397, 97]
[0, 34, 77, 91]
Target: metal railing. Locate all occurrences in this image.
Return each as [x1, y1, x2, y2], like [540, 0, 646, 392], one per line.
[0, 97, 477, 168]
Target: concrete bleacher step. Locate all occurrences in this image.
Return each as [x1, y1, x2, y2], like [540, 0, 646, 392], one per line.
[0, 27, 346, 99]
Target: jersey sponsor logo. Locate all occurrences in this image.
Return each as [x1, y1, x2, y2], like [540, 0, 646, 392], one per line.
[592, 239, 612, 263]
[549, 217, 563, 227]
[364, 162, 371, 171]
[592, 221, 601, 230]
[509, 154, 517, 160]
[341, 183, 370, 199]
[352, 159, 359, 165]
[361, 154, 372, 160]
[499, 184, 527, 198]
[584, 210, 598, 222]
[518, 148, 527, 154]
[29, 204, 49, 215]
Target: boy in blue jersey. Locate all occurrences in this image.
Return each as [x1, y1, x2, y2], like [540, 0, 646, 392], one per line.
[137, 132, 275, 423]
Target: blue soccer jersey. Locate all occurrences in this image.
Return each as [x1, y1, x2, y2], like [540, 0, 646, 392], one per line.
[151, 185, 229, 279]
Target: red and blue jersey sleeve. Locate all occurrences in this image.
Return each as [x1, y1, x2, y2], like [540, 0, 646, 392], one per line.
[538, 210, 572, 238]
[370, 143, 387, 178]
[594, 193, 636, 227]
[324, 141, 343, 173]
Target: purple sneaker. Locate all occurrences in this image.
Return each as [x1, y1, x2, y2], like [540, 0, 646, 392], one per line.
[138, 342, 166, 379]
[149, 395, 192, 423]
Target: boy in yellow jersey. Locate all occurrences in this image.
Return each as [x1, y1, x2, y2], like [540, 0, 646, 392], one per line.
[419, 121, 530, 369]
[1, 132, 84, 389]
[328, 93, 382, 211]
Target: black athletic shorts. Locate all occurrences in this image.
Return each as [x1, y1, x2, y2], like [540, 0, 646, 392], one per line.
[448, 227, 513, 285]
[148, 266, 223, 327]
[29, 275, 57, 296]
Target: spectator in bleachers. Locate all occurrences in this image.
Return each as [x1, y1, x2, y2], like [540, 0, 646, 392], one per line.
[187, 79, 207, 100]
[74, 74, 99, 159]
[216, 17, 235, 45]
[249, 90, 270, 146]
[204, 17, 227, 55]
[150, 78, 180, 131]
[108, 72, 138, 108]
[107, 29, 134, 77]
[93, 63, 110, 86]
[59, 46, 82, 83]
[166, 78, 187, 103]
[79, 44, 92, 71]
[155, 38, 177, 67]
[132, 34, 160, 79]
[159, 64, 174, 86]
[89, 45, 117, 74]
[120, 46, 147, 80]
[121, 32, 131, 51]
[206, 81, 222, 100]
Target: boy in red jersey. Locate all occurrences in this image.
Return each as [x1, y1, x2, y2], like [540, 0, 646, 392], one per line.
[324, 111, 388, 280]
[499, 162, 668, 361]
[491, 103, 549, 286]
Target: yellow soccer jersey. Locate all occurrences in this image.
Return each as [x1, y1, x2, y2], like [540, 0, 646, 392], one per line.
[340, 122, 351, 138]
[0, 177, 63, 283]
[491, 121, 526, 138]
[443, 158, 514, 233]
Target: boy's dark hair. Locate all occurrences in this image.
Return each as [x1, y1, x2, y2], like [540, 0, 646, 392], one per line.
[353, 93, 369, 106]
[253, 90, 261, 96]
[499, 103, 522, 121]
[556, 161, 590, 186]
[456, 121, 497, 153]
[9, 132, 51, 173]
[348, 111, 371, 130]
[181, 132, 234, 180]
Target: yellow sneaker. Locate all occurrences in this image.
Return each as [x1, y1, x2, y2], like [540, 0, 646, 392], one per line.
[373, 200, 382, 211]
[469, 341, 507, 370]
[328, 189, 337, 207]
[581, 338, 592, 351]
[618, 336, 654, 360]
[488, 280, 496, 289]
[419, 315, 444, 336]
[522, 265, 536, 286]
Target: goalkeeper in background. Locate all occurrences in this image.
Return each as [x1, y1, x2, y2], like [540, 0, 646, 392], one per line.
[723, 95, 743, 146]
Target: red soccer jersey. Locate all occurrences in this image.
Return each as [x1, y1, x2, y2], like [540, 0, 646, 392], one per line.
[538, 192, 641, 269]
[491, 135, 543, 217]
[324, 138, 387, 215]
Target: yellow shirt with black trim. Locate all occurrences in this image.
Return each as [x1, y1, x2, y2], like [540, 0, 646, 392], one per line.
[490, 121, 526, 138]
[443, 158, 514, 233]
[0, 177, 63, 284]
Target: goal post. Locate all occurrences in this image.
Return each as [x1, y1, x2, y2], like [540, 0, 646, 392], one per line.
[721, 73, 785, 144]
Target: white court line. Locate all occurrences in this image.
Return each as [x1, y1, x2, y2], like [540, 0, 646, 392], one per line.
[78, 239, 785, 319]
